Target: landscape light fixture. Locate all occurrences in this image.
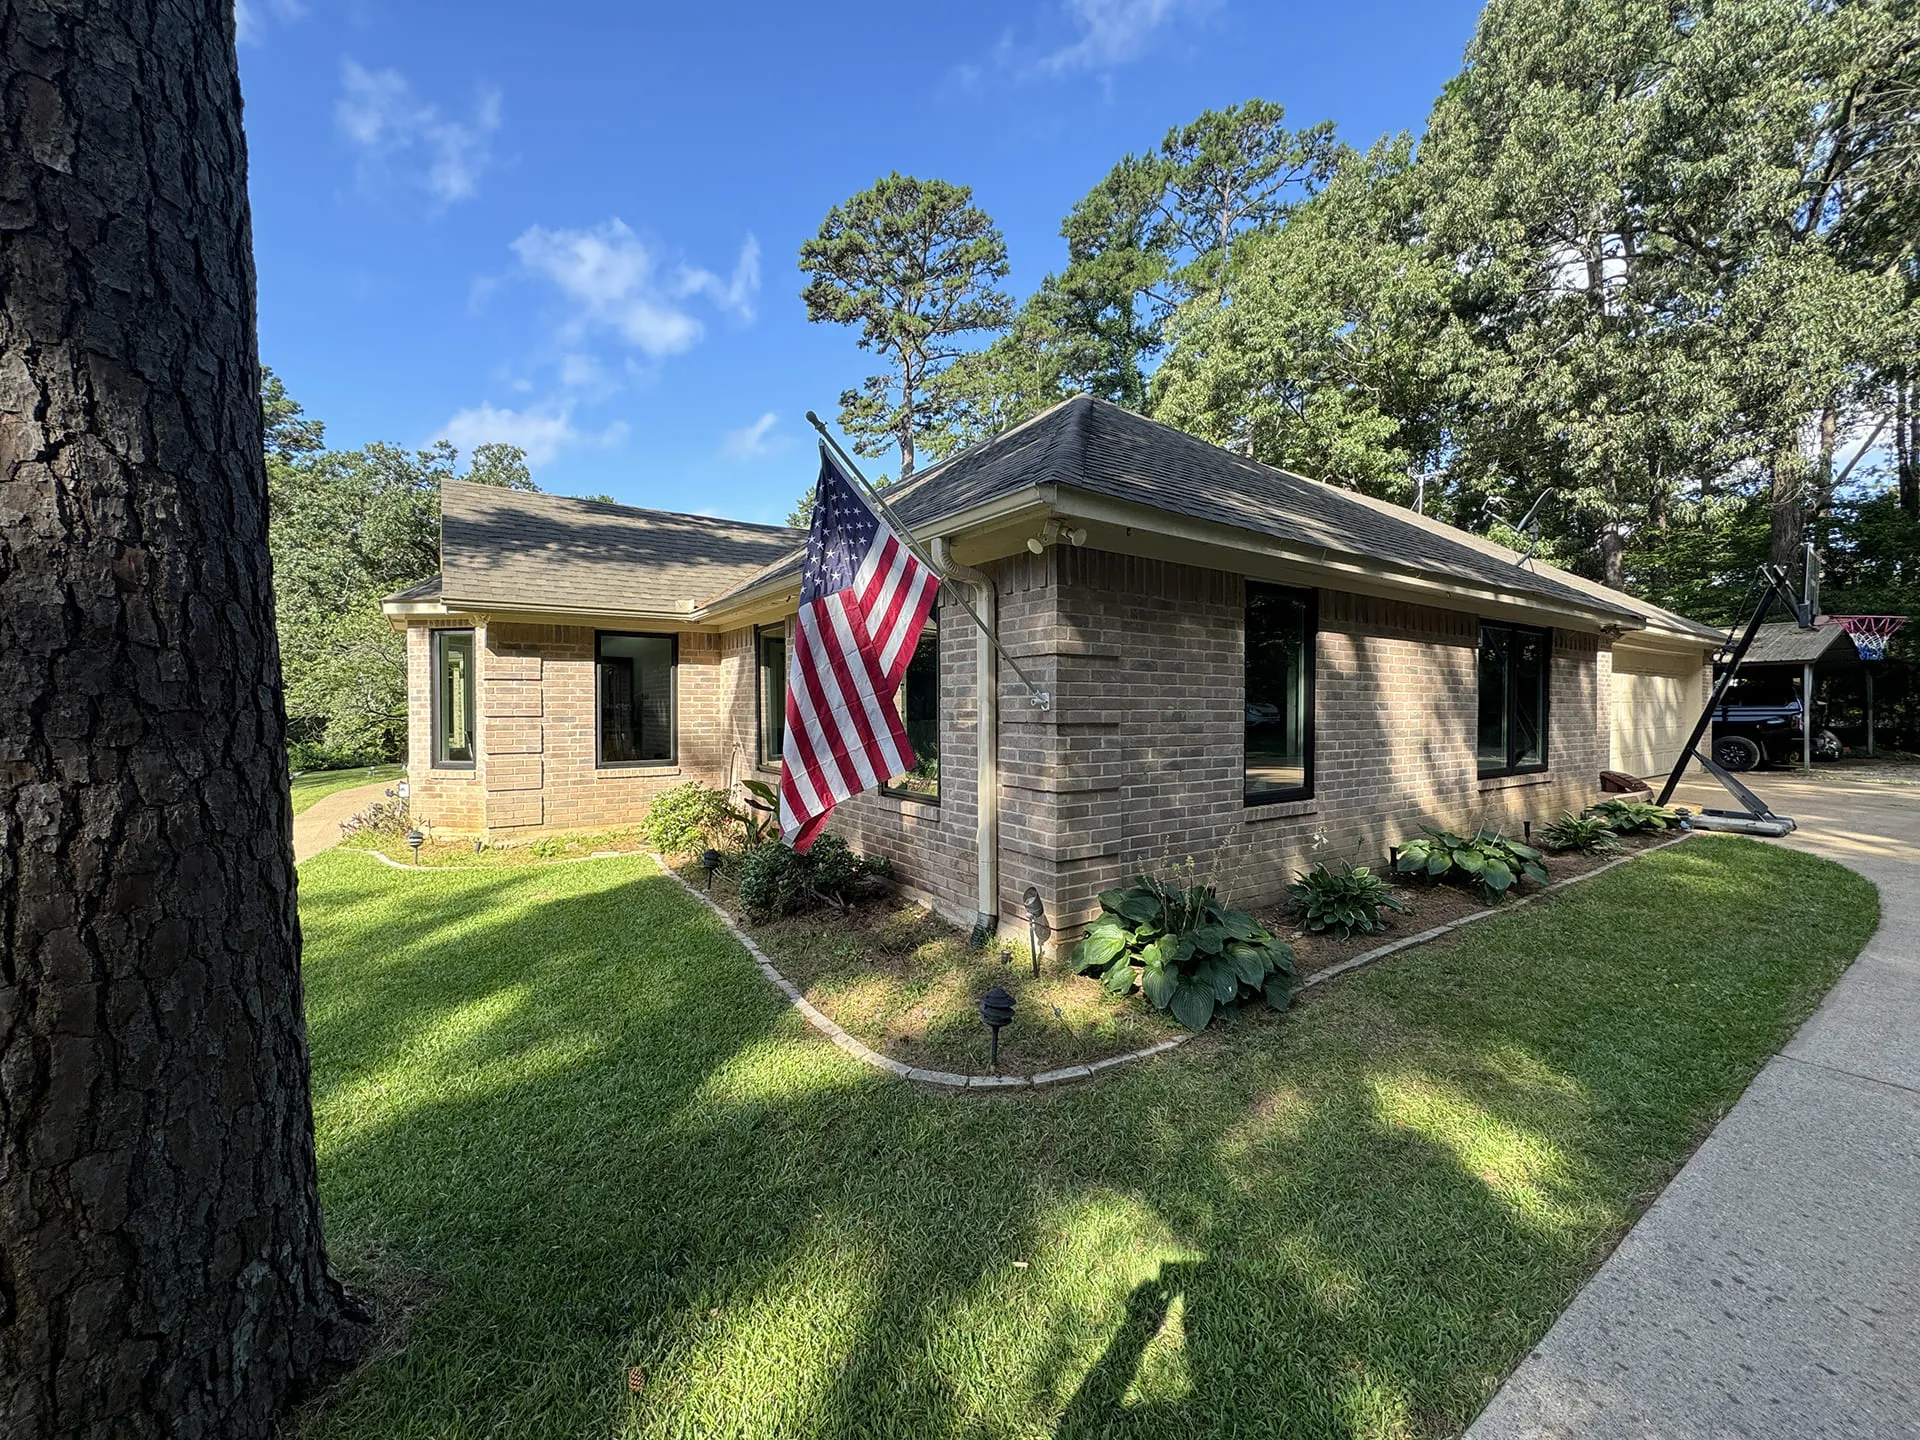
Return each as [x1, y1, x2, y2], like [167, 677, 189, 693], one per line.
[979, 986, 1015, 1070]
[1022, 886, 1050, 979]
[405, 828, 425, 865]
[699, 849, 723, 891]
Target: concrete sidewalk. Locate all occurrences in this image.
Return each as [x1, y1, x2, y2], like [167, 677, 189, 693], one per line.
[1467, 772, 1920, 1439]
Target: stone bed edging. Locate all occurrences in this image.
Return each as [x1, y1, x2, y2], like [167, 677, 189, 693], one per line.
[344, 832, 1694, 1091]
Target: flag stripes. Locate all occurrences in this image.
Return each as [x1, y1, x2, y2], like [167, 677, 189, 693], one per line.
[778, 446, 938, 852]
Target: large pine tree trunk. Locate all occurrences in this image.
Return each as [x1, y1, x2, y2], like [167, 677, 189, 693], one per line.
[0, 4, 366, 1435]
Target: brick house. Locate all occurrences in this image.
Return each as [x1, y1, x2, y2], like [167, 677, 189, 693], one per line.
[383, 396, 1719, 935]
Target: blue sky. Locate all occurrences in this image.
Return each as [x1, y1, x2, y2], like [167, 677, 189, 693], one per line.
[238, 0, 1484, 525]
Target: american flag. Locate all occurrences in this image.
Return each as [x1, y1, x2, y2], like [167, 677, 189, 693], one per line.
[779, 445, 940, 852]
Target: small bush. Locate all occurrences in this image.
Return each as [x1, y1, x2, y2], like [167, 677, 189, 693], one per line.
[339, 789, 410, 840]
[1074, 873, 1295, 1031]
[639, 782, 735, 854]
[1584, 798, 1682, 834]
[1287, 861, 1412, 938]
[289, 738, 391, 773]
[1394, 827, 1549, 900]
[736, 834, 893, 921]
[1539, 811, 1623, 855]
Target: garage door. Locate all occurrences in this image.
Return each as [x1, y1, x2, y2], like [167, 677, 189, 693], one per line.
[1611, 647, 1708, 778]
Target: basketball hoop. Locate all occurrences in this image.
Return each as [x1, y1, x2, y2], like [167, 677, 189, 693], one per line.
[1833, 615, 1907, 662]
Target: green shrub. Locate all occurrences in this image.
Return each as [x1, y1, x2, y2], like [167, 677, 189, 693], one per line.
[1394, 827, 1549, 899]
[338, 789, 410, 841]
[735, 834, 893, 921]
[1287, 861, 1412, 938]
[639, 782, 735, 854]
[1585, 798, 1682, 834]
[1539, 811, 1623, 855]
[735, 778, 780, 845]
[1074, 874, 1295, 1032]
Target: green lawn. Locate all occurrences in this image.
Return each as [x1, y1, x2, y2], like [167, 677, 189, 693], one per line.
[296, 837, 1876, 1439]
[290, 764, 403, 816]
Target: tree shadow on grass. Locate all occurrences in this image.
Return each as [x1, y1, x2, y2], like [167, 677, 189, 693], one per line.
[291, 838, 1873, 1439]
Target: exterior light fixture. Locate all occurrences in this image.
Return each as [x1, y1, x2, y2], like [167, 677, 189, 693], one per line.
[699, 848, 723, 890]
[1026, 519, 1086, 554]
[405, 828, 425, 865]
[979, 986, 1015, 1070]
[1523, 821, 1532, 843]
[1022, 885, 1050, 979]
[1389, 845, 1400, 870]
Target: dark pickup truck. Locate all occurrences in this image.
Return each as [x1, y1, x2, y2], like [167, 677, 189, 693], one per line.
[1712, 672, 1841, 771]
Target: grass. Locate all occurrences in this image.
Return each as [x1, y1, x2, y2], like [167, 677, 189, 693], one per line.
[677, 858, 1183, 1073]
[290, 764, 403, 816]
[296, 836, 1876, 1439]
[346, 825, 650, 867]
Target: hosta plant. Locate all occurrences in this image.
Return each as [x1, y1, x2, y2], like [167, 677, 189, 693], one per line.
[1287, 861, 1412, 939]
[1393, 827, 1549, 899]
[1539, 811, 1623, 855]
[1074, 874, 1296, 1031]
[1584, 798, 1682, 834]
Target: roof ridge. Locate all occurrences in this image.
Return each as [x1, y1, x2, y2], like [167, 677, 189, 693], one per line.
[442, 477, 794, 535]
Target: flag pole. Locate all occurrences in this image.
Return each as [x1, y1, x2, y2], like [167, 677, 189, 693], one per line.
[806, 412, 1051, 711]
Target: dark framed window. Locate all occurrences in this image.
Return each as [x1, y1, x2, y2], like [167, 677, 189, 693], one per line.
[1244, 583, 1316, 804]
[1477, 621, 1551, 777]
[884, 608, 940, 802]
[431, 628, 476, 769]
[756, 624, 786, 768]
[596, 631, 677, 766]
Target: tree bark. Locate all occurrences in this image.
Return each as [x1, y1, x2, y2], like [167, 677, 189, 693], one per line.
[0, 4, 366, 1436]
[1768, 446, 1806, 568]
[1899, 373, 1917, 518]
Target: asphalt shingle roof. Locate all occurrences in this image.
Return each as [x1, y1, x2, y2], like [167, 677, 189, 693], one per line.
[1742, 621, 1861, 666]
[435, 481, 797, 614]
[714, 396, 1667, 627]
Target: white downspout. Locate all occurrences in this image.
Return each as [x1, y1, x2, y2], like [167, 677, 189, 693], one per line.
[933, 537, 998, 938]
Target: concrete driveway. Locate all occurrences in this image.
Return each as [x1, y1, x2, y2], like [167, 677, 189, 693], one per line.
[1468, 770, 1920, 1439]
[292, 778, 393, 863]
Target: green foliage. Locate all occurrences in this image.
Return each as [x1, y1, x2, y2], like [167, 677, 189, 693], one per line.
[735, 835, 893, 922]
[1286, 861, 1413, 939]
[638, 782, 736, 855]
[734, 778, 780, 846]
[1584, 799, 1682, 835]
[1394, 827, 1550, 899]
[265, 369, 537, 763]
[798, 173, 1012, 479]
[1538, 811, 1624, 855]
[1074, 873, 1296, 1031]
[337, 788, 411, 841]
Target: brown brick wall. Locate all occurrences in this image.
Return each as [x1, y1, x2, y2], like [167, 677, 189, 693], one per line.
[401, 547, 1616, 938]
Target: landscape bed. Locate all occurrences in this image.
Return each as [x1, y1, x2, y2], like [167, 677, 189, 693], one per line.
[296, 835, 1876, 1440]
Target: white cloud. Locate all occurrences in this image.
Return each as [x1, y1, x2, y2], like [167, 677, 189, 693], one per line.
[235, 0, 305, 45]
[992, 0, 1215, 78]
[509, 220, 760, 356]
[720, 411, 783, 461]
[439, 402, 628, 470]
[336, 59, 501, 205]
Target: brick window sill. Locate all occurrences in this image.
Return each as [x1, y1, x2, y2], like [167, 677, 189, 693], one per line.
[1244, 798, 1318, 823]
[1478, 771, 1553, 793]
[594, 765, 682, 779]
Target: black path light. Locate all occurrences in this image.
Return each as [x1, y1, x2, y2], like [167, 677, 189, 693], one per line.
[979, 986, 1015, 1070]
[1022, 886, 1050, 979]
[699, 848, 723, 891]
[404, 828, 424, 865]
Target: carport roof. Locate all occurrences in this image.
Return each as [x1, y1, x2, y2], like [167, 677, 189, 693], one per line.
[1741, 621, 1862, 666]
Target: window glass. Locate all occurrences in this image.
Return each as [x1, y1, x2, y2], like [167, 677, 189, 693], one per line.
[1476, 626, 1510, 771]
[887, 612, 940, 800]
[1245, 583, 1315, 804]
[757, 626, 786, 766]
[1477, 621, 1551, 776]
[597, 633, 675, 764]
[433, 629, 475, 767]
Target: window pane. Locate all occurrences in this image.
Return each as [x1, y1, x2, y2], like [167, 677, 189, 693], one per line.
[598, 634, 674, 763]
[436, 630, 475, 765]
[1477, 625, 1509, 772]
[1511, 629, 1547, 767]
[758, 628, 786, 765]
[1246, 584, 1311, 802]
[890, 615, 939, 798]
